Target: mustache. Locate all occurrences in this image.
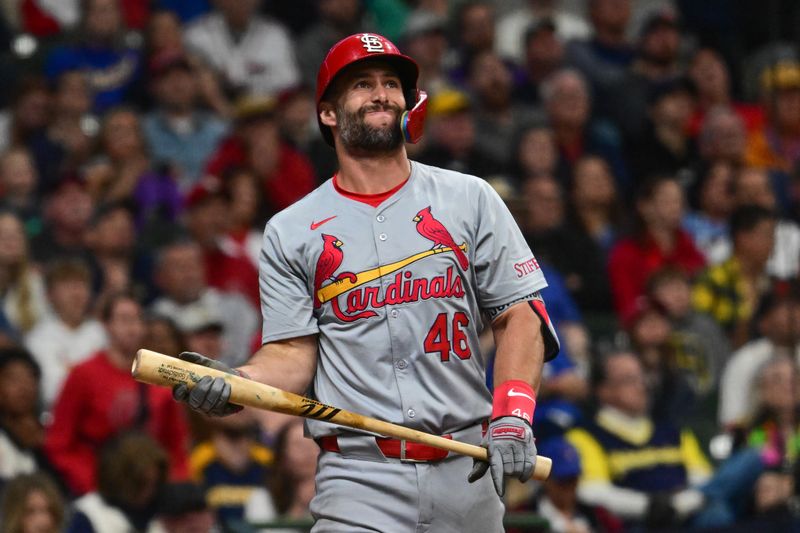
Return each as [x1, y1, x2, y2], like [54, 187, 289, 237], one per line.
[358, 103, 403, 117]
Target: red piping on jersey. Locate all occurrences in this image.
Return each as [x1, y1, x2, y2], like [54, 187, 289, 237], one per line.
[332, 174, 409, 207]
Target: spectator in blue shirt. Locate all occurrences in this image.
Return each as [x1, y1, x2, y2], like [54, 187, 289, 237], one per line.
[142, 51, 229, 190]
[45, 0, 142, 114]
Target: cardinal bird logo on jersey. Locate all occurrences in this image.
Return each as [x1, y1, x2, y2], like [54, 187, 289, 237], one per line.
[413, 206, 470, 271]
[313, 234, 356, 308]
[312, 214, 469, 322]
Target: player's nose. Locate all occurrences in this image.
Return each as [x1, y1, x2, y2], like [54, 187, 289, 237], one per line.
[371, 84, 389, 103]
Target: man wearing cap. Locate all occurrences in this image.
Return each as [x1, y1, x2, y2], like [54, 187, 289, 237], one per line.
[172, 32, 559, 532]
[495, 0, 589, 64]
[515, 19, 566, 106]
[417, 89, 505, 177]
[745, 61, 800, 173]
[508, 437, 621, 533]
[205, 95, 317, 217]
[181, 306, 226, 362]
[151, 238, 259, 368]
[401, 9, 450, 96]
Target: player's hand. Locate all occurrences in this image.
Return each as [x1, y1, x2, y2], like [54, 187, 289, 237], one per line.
[467, 416, 536, 497]
[171, 351, 244, 417]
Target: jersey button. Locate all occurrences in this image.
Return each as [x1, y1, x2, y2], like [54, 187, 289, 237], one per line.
[407, 408, 416, 418]
[390, 309, 399, 318]
[379, 233, 387, 241]
[376, 215, 385, 222]
[396, 359, 407, 369]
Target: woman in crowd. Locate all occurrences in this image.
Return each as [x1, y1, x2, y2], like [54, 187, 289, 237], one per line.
[0, 473, 65, 533]
[608, 174, 706, 322]
[734, 355, 800, 467]
[510, 122, 558, 184]
[559, 155, 622, 321]
[0, 210, 49, 335]
[683, 161, 736, 265]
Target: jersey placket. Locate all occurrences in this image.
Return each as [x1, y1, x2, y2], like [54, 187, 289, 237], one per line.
[371, 206, 419, 426]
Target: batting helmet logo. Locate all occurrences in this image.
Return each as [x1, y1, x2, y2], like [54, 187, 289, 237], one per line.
[360, 34, 385, 53]
[316, 33, 427, 146]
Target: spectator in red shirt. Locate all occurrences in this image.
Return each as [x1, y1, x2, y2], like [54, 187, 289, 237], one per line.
[219, 167, 266, 270]
[687, 47, 764, 138]
[205, 95, 316, 217]
[608, 175, 706, 322]
[183, 177, 260, 309]
[43, 291, 189, 496]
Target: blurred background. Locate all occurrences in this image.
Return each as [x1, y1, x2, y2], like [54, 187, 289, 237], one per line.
[2, 0, 800, 531]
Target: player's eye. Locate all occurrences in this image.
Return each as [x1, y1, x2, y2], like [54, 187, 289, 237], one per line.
[355, 80, 371, 89]
[385, 80, 400, 89]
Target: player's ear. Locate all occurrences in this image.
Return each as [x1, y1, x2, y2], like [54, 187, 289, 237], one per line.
[319, 102, 337, 128]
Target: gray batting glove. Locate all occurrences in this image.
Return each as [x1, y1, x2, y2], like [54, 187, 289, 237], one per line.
[171, 351, 244, 417]
[467, 417, 536, 497]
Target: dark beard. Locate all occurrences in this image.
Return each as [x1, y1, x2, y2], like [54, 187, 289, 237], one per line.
[337, 103, 404, 154]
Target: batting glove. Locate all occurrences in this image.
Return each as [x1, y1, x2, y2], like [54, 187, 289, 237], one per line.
[468, 416, 536, 497]
[171, 351, 244, 417]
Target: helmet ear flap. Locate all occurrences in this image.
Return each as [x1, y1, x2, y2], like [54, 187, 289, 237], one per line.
[401, 90, 427, 144]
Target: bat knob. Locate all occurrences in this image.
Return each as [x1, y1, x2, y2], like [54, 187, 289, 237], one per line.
[533, 456, 552, 480]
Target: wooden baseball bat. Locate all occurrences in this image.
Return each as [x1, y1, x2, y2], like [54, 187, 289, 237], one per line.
[132, 349, 552, 481]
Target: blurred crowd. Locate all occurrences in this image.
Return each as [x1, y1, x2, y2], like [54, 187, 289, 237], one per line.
[1, 0, 800, 531]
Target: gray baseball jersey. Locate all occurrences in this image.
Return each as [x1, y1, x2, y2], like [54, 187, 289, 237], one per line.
[258, 161, 556, 439]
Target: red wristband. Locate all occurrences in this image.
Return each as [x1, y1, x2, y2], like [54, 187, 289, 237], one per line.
[492, 380, 536, 423]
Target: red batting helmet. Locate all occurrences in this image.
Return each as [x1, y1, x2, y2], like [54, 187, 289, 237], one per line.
[316, 33, 427, 146]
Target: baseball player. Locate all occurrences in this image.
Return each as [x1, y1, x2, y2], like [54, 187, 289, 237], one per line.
[173, 33, 559, 532]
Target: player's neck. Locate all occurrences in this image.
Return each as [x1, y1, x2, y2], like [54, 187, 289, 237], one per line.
[335, 148, 411, 195]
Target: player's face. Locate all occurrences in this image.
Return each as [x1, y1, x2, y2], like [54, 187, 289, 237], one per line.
[334, 64, 406, 153]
